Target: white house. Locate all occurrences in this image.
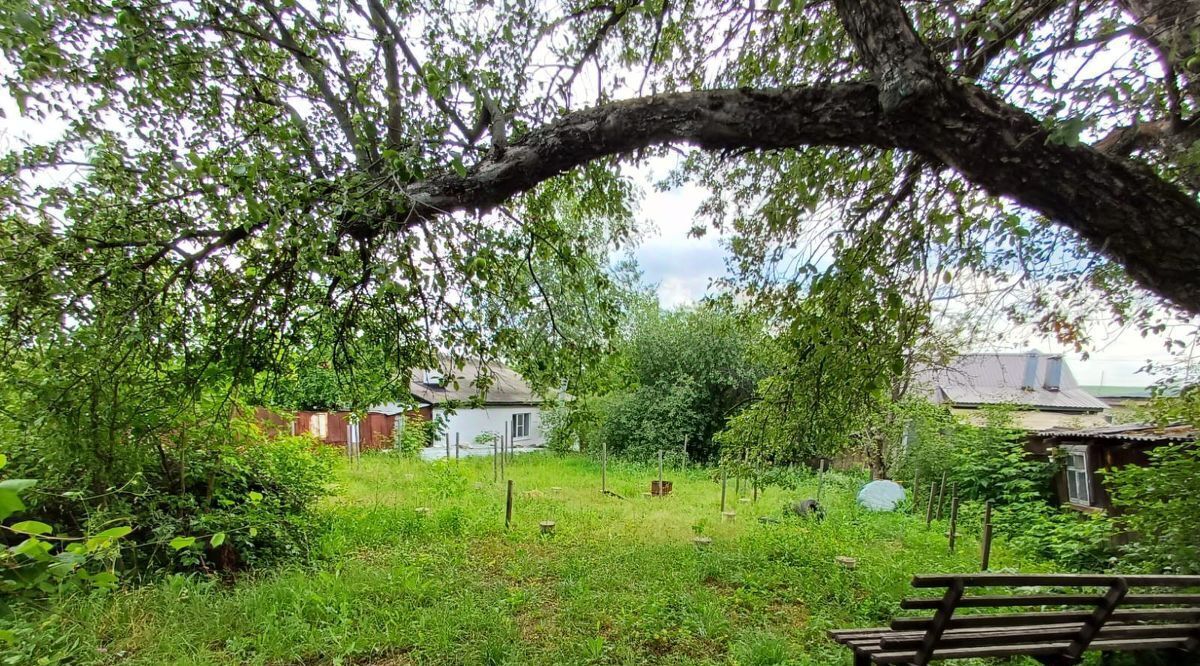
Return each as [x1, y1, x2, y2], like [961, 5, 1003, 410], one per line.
[374, 358, 556, 454]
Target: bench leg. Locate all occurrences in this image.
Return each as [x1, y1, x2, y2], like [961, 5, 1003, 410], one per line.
[854, 654, 871, 666]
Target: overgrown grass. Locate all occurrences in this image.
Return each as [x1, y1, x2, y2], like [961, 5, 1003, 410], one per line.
[4, 453, 1058, 665]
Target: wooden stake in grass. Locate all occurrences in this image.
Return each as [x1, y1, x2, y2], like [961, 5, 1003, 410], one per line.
[935, 471, 948, 520]
[601, 441, 608, 493]
[493, 434, 498, 483]
[925, 481, 936, 528]
[455, 432, 460, 462]
[720, 468, 727, 513]
[500, 434, 506, 481]
[912, 470, 920, 513]
[981, 500, 994, 571]
[752, 465, 759, 503]
[658, 450, 664, 496]
[445, 432, 451, 460]
[948, 492, 960, 553]
[505, 480, 514, 530]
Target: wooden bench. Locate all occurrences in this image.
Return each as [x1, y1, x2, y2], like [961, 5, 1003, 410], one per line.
[830, 573, 1200, 665]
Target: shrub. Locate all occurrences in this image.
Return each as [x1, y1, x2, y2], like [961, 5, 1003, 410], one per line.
[1106, 442, 1200, 573]
[0, 396, 338, 581]
[393, 413, 431, 458]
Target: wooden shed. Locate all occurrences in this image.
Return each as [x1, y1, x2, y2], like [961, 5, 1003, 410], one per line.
[1027, 422, 1197, 512]
[293, 410, 399, 450]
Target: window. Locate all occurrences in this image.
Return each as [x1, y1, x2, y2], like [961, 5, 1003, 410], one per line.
[1063, 445, 1092, 506]
[512, 412, 531, 440]
[309, 412, 328, 439]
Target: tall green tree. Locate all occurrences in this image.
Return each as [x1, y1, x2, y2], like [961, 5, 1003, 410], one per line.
[3, 0, 1200, 478]
[596, 302, 769, 463]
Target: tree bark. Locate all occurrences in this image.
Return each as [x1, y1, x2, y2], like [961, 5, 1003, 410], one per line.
[393, 81, 1200, 315]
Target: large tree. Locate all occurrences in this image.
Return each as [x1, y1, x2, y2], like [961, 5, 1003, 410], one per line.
[2, 0, 1199, 390]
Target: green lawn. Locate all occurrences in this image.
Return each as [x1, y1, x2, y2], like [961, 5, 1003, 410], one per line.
[6, 453, 1052, 665]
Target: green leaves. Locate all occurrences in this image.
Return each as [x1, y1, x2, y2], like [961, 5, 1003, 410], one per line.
[9, 520, 52, 535]
[169, 536, 197, 550]
[0, 479, 35, 521]
[86, 526, 132, 550]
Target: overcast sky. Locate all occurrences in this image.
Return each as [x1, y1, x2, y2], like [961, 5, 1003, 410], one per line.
[627, 159, 1192, 388]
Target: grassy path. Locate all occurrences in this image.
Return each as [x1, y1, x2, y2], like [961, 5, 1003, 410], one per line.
[7, 454, 1050, 665]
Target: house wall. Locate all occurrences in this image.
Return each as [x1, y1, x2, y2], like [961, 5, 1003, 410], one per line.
[950, 408, 1110, 431]
[1025, 436, 1158, 512]
[432, 405, 545, 449]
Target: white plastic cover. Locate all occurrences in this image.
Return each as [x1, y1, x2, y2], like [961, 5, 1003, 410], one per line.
[856, 480, 907, 511]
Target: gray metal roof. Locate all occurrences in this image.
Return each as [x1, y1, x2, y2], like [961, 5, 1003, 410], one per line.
[1033, 422, 1197, 443]
[408, 358, 551, 407]
[914, 352, 1109, 412]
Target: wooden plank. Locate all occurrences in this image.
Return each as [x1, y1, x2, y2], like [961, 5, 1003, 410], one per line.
[912, 574, 1200, 588]
[872, 637, 1186, 663]
[915, 578, 965, 665]
[902, 594, 1101, 610]
[892, 607, 1200, 631]
[1063, 578, 1128, 660]
[902, 593, 1200, 610]
[881, 622, 1200, 650]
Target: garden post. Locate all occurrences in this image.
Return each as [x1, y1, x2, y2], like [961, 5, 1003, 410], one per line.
[925, 482, 936, 528]
[935, 471, 947, 520]
[455, 432, 460, 462]
[658, 450, 663, 495]
[948, 493, 960, 552]
[505, 480, 513, 529]
[981, 500, 993, 570]
[602, 441, 607, 493]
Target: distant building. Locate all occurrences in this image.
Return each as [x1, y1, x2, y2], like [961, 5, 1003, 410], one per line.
[373, 359, 558, 455]
[1028, 422, 1197, 511]
[1079, 384, 1155, 420]
[914, 351, 1110, 430]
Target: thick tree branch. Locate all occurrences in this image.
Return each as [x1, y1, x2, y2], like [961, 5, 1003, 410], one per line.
[389, 83, 1200, 315]
[831, 0, 944, 110]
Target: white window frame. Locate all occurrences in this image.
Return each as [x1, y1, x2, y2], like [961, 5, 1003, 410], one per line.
[309, 412, 328, 439]
[511, 412, 531, 440]
[1063, 444, 1092, 506]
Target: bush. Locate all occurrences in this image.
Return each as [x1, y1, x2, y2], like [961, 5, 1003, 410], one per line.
[540, 402, 577, 455]
[393, 413, 431, 458]
[949, 407, 1055, 506]
[1107, 442, 1200, 573]
[0, 396, 338, 581]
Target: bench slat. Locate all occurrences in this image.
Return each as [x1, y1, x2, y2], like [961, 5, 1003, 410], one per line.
[901, 593, 1200, 610]
[879, 622, 1200, 650]
[912, 574, 1200, 589]
[832, 623, 1089, 650]
[871, 637, 1187, 663]
[892, 606, 1200, 631]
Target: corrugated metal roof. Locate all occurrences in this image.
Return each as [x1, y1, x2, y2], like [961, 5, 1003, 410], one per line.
[1034, 422, 1198, 443]
[913, 352, 1109, 412]
[374, 358, 555, 410]
[1080, 385, 1155, 399]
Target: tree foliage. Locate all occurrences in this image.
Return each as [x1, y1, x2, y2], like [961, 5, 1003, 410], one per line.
[575, 302, 769, 464]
